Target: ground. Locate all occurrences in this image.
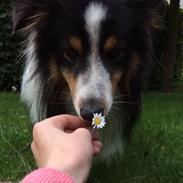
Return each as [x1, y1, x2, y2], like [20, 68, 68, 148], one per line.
[0, 92, 182, 183]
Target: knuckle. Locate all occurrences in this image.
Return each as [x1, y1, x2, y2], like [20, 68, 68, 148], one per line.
[32, 122, 43, 136]
[33, 123, 40, 132]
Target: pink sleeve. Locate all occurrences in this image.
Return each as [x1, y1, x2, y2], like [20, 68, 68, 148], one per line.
[20, 168, 75, 183]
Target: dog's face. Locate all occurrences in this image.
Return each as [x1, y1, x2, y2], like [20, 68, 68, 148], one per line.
[59, 3, 123, 120]
[13, 0, 163, 121]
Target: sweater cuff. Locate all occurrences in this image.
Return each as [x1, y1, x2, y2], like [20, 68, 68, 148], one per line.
[20, 168, 75, 183]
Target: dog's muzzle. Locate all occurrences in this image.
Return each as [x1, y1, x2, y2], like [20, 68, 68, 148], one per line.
[79, 98, 104, 122]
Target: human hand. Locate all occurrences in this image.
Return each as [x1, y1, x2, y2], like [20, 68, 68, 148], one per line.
[31, 115, 102, 183]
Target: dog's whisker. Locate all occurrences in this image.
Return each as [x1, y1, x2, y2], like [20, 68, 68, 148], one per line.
[111, 106, 122, 112]
[114, 95, 130, 98]
[48, 102, 71, 105]
[30, 88, 71, 96]
[68, 110, 77, 115]
[43, 90, 71, 96]
[113, 101, 140, 105]
[114, 95, 137, 99]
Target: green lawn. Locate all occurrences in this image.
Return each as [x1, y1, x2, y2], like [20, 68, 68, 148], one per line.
[0, 92, 183, 182]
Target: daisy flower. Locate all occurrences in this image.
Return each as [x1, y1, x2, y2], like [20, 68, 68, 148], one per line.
[92, 113, 106, 129]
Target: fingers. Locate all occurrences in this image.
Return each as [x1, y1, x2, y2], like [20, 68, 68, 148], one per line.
[41, 115, 87, 131]
[90, 129, 102, 155]
[74, 128, 102, 155]
[88, 128, 99, 140]
[92, 141, 102, 155]
[35, 115, 103, 156]
[74, 128, 92, 140]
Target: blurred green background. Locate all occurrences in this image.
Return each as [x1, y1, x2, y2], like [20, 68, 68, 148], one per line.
[0, 0, 183, 182]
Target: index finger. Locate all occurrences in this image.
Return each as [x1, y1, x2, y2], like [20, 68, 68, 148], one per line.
[43, 114, 87, 131]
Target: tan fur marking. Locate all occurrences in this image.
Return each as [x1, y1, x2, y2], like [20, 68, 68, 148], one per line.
[112, 72, 123, 95]
[69, 37, 82, 54]
[104, 36, 117, 51]
[62, 71, 77, 98]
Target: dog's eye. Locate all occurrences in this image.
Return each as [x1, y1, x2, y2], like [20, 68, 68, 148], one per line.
[105, 47, 124, 61]
[64, 47, 81, 61]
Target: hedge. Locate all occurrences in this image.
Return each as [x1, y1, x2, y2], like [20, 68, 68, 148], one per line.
[0, 0, 22, 91]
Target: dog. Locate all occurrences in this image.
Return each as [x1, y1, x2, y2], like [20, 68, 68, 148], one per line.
[13, 0, 164, 159]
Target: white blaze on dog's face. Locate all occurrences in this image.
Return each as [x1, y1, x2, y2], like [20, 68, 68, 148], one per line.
[61, 2, 124, 121]
[72, 3, 112, 120]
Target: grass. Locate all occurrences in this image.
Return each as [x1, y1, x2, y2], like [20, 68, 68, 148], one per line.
[0, 92, 183, 182]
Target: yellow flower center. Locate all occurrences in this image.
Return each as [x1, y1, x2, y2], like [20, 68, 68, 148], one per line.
[95, 117, 101, 125]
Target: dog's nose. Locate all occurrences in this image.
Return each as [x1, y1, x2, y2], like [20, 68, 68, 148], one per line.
[80, 107, 104, 122]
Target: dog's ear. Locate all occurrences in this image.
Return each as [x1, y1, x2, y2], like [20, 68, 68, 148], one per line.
[134, 0, 166, 29]
[12, 0, 51, 33]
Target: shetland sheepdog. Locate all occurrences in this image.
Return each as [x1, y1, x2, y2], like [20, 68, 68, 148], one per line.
[13, 0, 164, 159]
